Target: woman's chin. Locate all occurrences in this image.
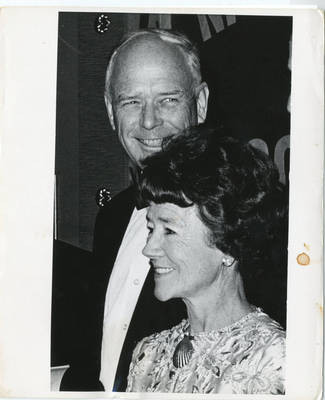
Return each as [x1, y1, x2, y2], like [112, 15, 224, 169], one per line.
[154, 287, 173, 302]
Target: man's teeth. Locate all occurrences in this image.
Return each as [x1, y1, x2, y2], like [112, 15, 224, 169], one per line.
[139, 138, 163, 147]
[154, 267, 174, 275]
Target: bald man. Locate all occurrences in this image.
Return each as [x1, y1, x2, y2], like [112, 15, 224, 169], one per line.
[61, 29, 209, 392]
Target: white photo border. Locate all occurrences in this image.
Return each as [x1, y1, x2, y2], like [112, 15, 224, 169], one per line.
[0, 5, 323, 400]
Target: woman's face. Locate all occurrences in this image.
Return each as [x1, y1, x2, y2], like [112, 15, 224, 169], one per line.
[142, 202, 225, 302]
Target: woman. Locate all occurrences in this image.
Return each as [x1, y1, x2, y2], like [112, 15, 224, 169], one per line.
[127, 127, 287, 394]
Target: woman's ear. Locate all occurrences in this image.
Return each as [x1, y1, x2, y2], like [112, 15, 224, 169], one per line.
[221, 256, 236, 268]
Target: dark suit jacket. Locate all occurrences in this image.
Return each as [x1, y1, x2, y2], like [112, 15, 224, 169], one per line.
[60, 186, 186, 391]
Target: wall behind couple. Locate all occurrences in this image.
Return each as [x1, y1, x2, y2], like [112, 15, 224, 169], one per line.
[55, 12, 292, 252]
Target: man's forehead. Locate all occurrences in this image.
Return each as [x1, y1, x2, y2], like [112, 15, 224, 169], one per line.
[113, 36, 189, 77]
[120, 35, 182, 58]
[110, 38, 194, 97]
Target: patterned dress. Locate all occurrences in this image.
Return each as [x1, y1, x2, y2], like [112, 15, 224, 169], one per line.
[126, 308, 285, 394]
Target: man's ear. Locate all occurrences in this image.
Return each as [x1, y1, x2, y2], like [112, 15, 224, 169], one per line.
[104, 94, 116, 130]
[196, 82, 209, 124]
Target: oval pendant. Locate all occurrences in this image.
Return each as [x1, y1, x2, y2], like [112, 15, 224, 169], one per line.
[172, 335, 194, 368]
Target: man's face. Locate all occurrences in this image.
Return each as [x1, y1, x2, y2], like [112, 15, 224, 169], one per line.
[105, 37, 209, 167]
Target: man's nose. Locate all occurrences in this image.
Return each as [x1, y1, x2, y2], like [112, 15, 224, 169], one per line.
[142, 232, 163, 259]
[141, 102, 162, 130]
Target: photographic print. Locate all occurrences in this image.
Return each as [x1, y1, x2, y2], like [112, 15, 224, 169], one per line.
[0, 5, 323, 400]
[52, 11, 291, 394]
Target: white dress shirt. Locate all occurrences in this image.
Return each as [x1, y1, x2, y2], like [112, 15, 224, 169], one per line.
[99, 207, 149, 391]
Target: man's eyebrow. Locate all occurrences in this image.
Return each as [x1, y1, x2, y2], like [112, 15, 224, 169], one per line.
[116, 94, 138, 102]
[159, 90, 185, 96]
[116, 90, 186, 102]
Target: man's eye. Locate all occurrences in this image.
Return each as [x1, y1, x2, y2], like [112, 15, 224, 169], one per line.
[121, 100, 139, 107]
[165, 227, 175, 235]
[161, 97, 178, 104]
[147, 226, 153, 235]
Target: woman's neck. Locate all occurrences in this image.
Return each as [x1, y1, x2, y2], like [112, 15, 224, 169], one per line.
[183, 270, 253, 334]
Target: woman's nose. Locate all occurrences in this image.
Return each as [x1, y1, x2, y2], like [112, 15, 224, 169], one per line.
[141, 102, 162, 130]
[142, 232, 163, 259]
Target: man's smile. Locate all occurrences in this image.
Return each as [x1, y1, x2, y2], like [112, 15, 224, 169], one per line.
[137, 138, 164, 148]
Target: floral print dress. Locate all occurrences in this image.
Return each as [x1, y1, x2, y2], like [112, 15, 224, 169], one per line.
[126, 308, 285, 394]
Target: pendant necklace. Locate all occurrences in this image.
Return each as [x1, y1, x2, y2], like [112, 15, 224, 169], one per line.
[172, 331, 194, 368]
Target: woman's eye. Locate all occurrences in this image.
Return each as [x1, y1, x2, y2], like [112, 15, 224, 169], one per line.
[165, 227, 175, 235]
[147, 226, 153, 235]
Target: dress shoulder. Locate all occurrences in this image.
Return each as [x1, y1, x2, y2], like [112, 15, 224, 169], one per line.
[217, 309, 286, 394]
[127, 310, 286, 394]
[126, 321, 187, 391]
[131, 319, 188, 357]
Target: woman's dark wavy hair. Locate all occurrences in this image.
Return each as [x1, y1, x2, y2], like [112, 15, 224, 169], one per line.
[139, 126, 288, 327]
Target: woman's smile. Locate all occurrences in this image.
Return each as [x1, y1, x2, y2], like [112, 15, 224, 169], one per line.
[142, 203, 224, 303]
[153, 265, 175, 275]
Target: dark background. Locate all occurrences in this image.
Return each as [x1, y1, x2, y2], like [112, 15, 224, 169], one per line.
[52, 13, 291, 367]
[55, 12, 291, 252]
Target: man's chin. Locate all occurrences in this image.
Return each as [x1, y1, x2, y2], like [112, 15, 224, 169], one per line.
[136, 149, 162, 167]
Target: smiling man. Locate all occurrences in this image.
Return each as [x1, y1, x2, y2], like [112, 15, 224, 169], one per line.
[61, 29, 209, 392]
[104, 30, 208, 166]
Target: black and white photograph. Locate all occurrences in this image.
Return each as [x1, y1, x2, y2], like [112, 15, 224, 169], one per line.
[0, 4, 323, 400]
[52, 11, 291, 394]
